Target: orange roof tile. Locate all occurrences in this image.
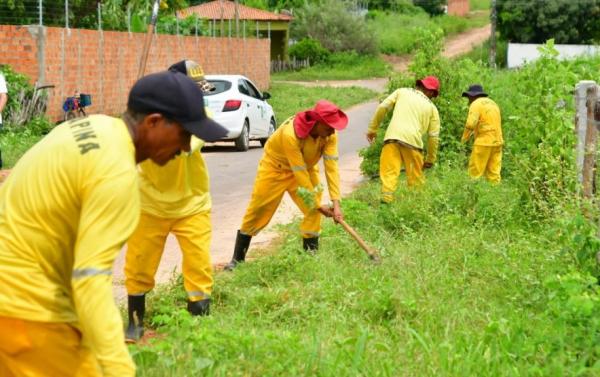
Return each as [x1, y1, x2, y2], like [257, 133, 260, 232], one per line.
[178, 1, 293, 21]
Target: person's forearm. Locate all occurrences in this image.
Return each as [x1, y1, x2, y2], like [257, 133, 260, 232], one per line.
[73, 277, 135, 377]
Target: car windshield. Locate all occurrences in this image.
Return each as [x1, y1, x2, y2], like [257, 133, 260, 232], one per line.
[206, 80, 232, 96]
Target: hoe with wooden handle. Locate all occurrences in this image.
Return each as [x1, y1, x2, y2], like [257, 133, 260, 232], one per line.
[337, 219, 381, 263]
[137, 0, 160, 79]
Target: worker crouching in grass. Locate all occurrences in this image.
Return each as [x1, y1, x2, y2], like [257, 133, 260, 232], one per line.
[225, 100, 349, 270]
[124, 60, 227, 343]
[366, 76, 441, 204]
[0, 71, 224, 377]
[461, 84, 503, 183]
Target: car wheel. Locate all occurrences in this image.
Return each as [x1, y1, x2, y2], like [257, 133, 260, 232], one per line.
[260, 118, 276, 147]
[235, 120, 250, 151]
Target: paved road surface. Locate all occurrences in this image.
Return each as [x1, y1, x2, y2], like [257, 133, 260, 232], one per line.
[112, 100, 380, 299]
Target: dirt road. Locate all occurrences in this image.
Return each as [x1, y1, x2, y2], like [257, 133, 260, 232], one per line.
[383, 24, 491, 71]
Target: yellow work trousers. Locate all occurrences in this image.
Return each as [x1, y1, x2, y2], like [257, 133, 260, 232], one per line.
[380, 143, 424, 203]
[240, 162, 322, 238]
[0, 316, 102, 377]
[468, 145, 502, 184]
[125, 211, 212, 302]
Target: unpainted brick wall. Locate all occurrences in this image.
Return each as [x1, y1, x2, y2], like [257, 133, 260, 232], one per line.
[448, 0, 470, 16]
[0, 25, 270, 121]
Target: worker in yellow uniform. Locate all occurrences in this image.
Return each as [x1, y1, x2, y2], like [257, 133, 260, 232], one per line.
[225, 100, 349, 269]
[124, 60, 226, 343]
[0, 71, 226, 377]
[461, 84, 503, 183]
[366, 76, 441, 203]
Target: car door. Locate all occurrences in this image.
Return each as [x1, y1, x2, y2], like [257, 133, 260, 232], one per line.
[244, 79, 269, 137]
[237, 79, 261, 137]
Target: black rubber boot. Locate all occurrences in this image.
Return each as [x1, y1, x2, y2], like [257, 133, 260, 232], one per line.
[187, 298, 211, 316]
[224, 230, 252, 271]
[303, 237, 319, 253]
[125, 295, 145, 343]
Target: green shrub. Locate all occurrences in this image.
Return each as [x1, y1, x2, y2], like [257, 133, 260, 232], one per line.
[0, 65, 34, 126]
[0, 65, 52, 131]
[290, 0, 378, 55]
[359, 30, 600, 219]
[288, 38, 330, 64]
[414, 0, 446, 16]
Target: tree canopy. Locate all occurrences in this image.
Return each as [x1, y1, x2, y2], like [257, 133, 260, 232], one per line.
[498, 0, 600, 44]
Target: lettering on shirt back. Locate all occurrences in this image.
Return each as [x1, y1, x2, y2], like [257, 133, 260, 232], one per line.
[69, 120, 100, 155]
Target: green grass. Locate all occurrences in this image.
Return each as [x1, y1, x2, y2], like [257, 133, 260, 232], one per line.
[470, 0, 491, 11]
[130, 164, 600, 376]
[267, 83, 377, 123]
[369, 9, 490, 56]
[271, 52, 391, 82]
[0, 129, 44, 168]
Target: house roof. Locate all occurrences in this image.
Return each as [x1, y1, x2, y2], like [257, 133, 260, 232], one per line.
[178, 1, 293, 22]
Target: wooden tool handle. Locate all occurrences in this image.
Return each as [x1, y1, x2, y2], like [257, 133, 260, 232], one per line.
[338, 219, 380, 261]
[137, 0, 160, 79]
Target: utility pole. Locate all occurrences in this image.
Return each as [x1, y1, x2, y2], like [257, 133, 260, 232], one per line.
[489, 0, 497, 68]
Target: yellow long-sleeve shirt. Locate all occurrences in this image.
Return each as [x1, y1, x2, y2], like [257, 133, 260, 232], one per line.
[368, 88, 441, 163]
[263, 117, 340, 205]
[461, 97, 503, 146]
[137, 136, 210, 218]
[0, 115, 138, 376]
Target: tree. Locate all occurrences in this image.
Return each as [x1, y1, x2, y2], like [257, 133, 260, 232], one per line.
[497, 0, 600, 44]
[413, 0, 446, 16]
[290, 0, 378, 55]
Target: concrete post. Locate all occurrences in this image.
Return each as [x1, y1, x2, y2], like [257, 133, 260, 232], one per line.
[28, 26, 46, 86]
[582, 84, 599, 198]
[575, 81, 597, 186]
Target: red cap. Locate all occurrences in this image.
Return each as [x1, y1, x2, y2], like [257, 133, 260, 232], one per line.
[312, 100, 348, 130]
[294, 100, 348, 138]
[417, 76, 440, 97]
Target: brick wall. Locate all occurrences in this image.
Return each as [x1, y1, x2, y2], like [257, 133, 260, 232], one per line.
[448, 0, 470, 16]
[0, 25, 270, 121]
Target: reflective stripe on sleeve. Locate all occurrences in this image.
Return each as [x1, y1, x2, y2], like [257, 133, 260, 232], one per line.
[291, 165, 307, 172]
[323, 154, 338, 161]
[72, 268, 112, 279]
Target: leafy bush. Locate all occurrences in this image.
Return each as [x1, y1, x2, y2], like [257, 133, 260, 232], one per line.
[0, 65, 52, 132]
[288, 38, 330, 64]
[155, 15, 211, 36]
[366, 0, 420, 13]
[272, 53, 390, 81]
[498, 0, 600, 44]
[414, 0, 447, 16]
[461, 38, 508, 68]
[290, 0, 378, 55]
[360, 30, 600, 218]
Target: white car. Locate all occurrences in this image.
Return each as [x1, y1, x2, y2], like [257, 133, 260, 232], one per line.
[204, 75, 276, 151]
